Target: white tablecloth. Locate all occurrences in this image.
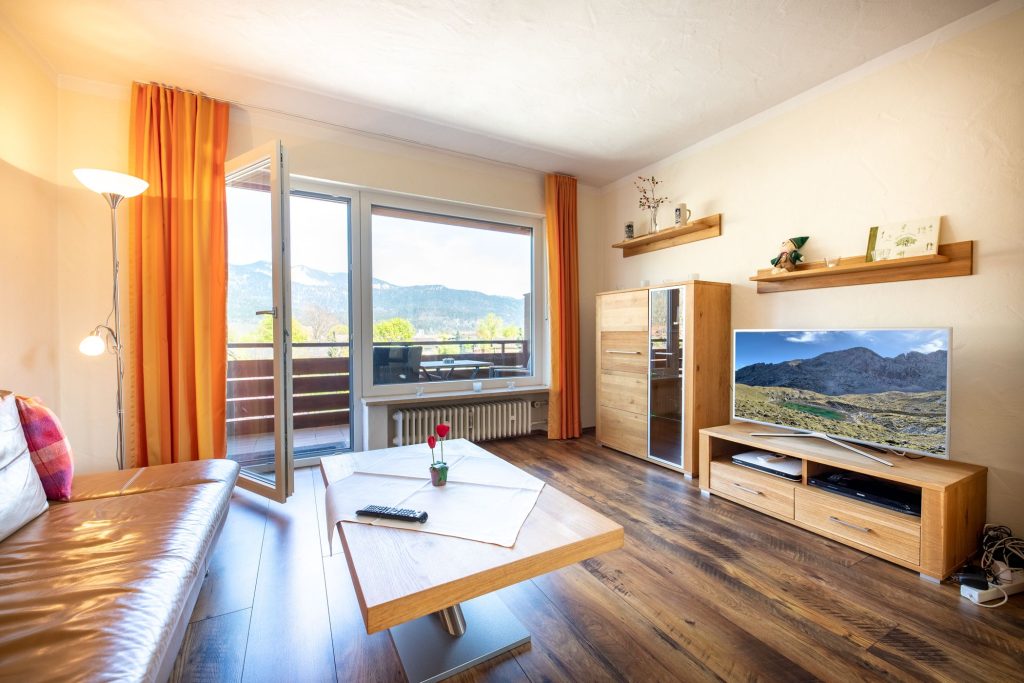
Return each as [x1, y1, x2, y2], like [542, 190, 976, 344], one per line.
[324, 439, 544, 550]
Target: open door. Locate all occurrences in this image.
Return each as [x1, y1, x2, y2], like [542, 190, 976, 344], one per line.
[224, 140, 294, 502]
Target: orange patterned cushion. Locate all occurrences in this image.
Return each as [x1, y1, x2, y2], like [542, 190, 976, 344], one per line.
[15, 396, 74, 501]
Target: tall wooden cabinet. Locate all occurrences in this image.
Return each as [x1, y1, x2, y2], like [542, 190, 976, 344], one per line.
[596, 281, 731, 475]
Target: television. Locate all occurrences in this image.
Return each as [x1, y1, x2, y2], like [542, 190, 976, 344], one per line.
[733, 329, 950, 459]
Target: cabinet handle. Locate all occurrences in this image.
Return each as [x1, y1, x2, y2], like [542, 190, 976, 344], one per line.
[828, 516, 872, 533]
[606, 350, 642, 355]
[733, 483, 763, 496]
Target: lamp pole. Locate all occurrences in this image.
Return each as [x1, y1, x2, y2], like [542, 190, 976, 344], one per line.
[103, 192, 126, 472]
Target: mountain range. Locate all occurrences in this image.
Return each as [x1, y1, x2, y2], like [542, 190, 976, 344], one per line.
[228, 261, 524, 336]
[735, 347, 948, 395]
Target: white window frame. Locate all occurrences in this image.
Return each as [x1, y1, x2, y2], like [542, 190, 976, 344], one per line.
[287, 176, 363, 458]
[357, 191, 547, 399]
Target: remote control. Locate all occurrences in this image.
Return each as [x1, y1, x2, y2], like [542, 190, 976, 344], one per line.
[355, 505, 428, 523]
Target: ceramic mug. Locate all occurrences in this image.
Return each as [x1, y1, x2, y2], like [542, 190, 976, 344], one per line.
[675, 203, 692, 225]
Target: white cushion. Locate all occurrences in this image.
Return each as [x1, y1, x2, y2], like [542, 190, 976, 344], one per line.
[0, 393, 48, 542]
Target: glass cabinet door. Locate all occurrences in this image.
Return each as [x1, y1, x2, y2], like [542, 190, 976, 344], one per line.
[648, 286, 684, 467]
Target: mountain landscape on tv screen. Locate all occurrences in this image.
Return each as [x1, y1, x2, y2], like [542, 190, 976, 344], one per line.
[735, 346, 948, 456]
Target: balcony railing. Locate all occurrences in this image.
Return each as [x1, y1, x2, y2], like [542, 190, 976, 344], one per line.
[226, 340, 529, 438]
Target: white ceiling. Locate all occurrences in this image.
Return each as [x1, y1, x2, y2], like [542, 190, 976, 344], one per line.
[1, 0, 995, 185]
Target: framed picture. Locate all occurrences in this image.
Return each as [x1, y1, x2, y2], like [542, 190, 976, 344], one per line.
[865, 216, 941, 261]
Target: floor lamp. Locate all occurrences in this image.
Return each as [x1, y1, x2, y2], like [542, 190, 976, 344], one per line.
[74, 169, 149, 471]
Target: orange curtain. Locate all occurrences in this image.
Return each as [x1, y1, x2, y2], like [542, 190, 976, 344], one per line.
[128, 82, 230, 466]
[545, 174, 581, 439]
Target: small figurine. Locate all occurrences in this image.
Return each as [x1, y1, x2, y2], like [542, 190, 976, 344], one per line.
[770, 236, 809, 273]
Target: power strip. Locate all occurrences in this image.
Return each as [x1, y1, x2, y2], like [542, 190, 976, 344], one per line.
[960, 569, 1024, 604]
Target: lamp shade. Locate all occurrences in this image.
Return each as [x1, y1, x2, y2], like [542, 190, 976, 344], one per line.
[73, 168, 148, 198]
[79, 334, 106, 356]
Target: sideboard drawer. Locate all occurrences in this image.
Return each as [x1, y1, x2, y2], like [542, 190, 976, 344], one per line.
[597, 406, 647, 458]
[598, 290, 649, 331]
[598, 372, 647, 415]
[600, 332, 648, 374]
[710, 460, 795, 519]
[796, 487, 920, 564]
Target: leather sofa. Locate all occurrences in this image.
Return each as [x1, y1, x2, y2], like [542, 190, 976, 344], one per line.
[0, 459, 240, 682]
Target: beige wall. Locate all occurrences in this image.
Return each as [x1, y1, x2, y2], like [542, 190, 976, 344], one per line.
[577, 184, 603, 428]
[0, 26, 59, 407]
[229, 109, 546, 212]
[593, 13, 1024, 529]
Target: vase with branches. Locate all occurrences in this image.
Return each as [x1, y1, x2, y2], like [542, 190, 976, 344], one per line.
[635, 176, 669, 233]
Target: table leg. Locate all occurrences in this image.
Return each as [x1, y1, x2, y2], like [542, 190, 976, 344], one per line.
[437, 604, 466, 636]
[389, 593, 530, 683]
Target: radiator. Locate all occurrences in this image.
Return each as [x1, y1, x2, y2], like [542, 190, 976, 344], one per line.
[392, 399, 532, 446]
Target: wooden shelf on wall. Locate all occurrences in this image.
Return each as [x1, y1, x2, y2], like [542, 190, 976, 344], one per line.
[612, 213, 721, 258]
[749, 240, 973, 293]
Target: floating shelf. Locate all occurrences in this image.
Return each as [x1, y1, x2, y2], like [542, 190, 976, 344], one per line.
[750, 240, 973, 293]
[613, 213, 721, 258]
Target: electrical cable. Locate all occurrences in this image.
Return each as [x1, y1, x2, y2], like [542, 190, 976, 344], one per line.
[980, 525, 1024, 573]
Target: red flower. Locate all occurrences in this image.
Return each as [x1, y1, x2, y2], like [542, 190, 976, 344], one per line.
[435, 424, 450, 438]
[427, 435, 437, 449]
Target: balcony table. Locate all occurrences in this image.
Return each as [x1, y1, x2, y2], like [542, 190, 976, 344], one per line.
[420, 359, 494, 380]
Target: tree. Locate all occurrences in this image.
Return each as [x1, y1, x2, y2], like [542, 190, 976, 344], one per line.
[243, 315, 309, 343]
[475, 313, 503, 340]
[291, 319, 310, 343]
[501, 324, 523, 339]
[373, 317, 415, 342]
[304, 303, 340, 342]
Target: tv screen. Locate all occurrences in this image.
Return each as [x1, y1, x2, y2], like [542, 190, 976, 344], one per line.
[733, 329, 950, 458]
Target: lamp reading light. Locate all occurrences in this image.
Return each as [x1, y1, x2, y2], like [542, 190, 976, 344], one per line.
[79, 334, 106, 356]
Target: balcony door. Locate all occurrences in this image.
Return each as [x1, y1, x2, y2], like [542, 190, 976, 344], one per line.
[224, 141, 293, 501]
[224, 143, 356, 502]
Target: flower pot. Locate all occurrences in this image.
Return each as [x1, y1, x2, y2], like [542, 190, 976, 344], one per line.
[429, 462, 449, 487]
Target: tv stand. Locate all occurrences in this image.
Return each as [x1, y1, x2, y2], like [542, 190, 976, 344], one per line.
[699, 423, 987, 579]
[749, 430, 894, 467]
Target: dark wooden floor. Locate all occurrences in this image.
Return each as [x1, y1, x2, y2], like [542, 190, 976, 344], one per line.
[171, 433, 1024, 682]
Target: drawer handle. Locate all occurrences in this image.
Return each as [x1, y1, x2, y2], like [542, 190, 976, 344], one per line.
[733, 483, 763, 496]
[829, 516, 872, 533]
[606, 350, 642, 355]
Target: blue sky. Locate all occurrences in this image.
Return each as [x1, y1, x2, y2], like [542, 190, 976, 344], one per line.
[735, 329, 949, 370]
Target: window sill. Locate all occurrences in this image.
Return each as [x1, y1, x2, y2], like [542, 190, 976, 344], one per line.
[362, 385, 549, 408]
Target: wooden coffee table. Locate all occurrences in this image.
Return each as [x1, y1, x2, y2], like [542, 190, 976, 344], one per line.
[320, 443, 624, 682]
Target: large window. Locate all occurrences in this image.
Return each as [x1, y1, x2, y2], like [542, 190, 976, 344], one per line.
[365, 201, 542, 391]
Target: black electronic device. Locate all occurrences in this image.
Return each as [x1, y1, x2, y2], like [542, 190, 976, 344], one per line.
[951, 565, 990, 590]
[731, 450, 802, 481]
[808, 470, 921, 516]
[356, 505, 428, 523]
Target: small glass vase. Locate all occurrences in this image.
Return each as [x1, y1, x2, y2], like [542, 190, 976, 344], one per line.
[649, 209, 659, 233]
[429, 462, 448, 487]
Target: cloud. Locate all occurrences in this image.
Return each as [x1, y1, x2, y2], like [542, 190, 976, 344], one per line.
[785, 331, 826, 343]
[912, 338, 946, 354]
